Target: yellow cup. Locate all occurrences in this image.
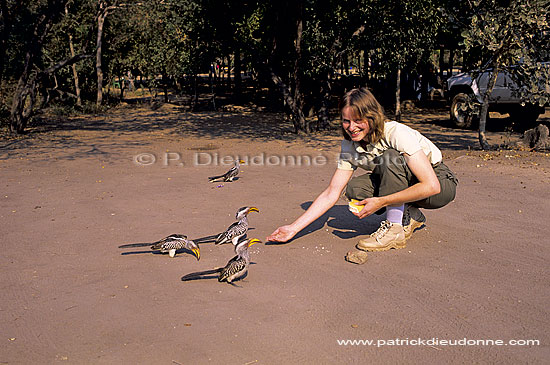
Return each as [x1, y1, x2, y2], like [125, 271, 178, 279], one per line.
[348, 199, 365, 213]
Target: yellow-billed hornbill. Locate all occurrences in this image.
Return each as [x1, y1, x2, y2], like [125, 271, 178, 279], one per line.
[181, 238, 261, 283]
[150, 234, 200, 259]
[215, 206, 259, 245]
[208, 159, 244, 183]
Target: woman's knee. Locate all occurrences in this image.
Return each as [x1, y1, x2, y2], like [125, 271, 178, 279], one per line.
[345, 174, 375, 200]
[416, 179, 457, 209]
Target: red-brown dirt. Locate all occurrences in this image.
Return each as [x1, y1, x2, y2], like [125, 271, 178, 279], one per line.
[1, 104, 549, 363]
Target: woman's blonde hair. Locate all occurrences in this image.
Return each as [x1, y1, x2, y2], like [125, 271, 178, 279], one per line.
[339, 88, 387, 144]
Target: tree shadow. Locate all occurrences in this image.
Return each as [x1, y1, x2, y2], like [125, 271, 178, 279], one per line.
[3, 101, 534, 162]
[0, 104, 343, 161]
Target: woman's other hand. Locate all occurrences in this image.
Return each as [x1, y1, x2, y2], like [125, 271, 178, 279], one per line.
[266, 225, 298, 243]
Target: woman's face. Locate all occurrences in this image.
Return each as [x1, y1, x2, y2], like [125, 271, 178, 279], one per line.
[342, 106, 370, 142]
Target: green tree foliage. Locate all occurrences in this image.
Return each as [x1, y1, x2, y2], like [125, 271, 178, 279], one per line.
[6, 0, 546, 136]
[42, 0, 96, 104]
[5, 0, 96, 133]
[461, 0, 550, 149]
[363, 0, 443, 119]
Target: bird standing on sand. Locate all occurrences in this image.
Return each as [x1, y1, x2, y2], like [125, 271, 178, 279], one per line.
[215, 206, 259, 245]
[181, 238, 261, 283]
[208, 159, 244, 182]
[150, 234, 201, 259]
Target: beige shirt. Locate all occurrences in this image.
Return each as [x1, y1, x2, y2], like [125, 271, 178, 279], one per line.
[337, 121, 442, 171]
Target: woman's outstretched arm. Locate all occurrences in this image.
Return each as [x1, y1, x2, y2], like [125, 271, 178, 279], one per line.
[267, 168, 354, 242]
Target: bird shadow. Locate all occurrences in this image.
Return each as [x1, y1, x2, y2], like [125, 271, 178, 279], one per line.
[119, 248, 198, 257]
[181, 273, 219, 281]
[120, 250, 152, 255]
[118, 232, 222, 248]
[265, 201, 384, 245]
[118, 242, 151, 248]
[180, 263, 256, 287]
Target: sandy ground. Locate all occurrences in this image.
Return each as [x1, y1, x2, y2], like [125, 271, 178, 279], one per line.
[1, 104, 550, 364]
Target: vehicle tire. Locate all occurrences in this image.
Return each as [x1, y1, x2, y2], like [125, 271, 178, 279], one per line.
[450, 92, 478, 129]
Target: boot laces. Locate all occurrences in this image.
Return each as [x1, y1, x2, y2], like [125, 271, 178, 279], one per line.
[371, 220, 391, 239]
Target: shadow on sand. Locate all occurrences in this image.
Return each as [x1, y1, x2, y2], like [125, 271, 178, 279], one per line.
[266, 201, 385, 245]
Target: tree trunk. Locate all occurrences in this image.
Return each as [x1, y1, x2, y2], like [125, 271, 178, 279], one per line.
[439, 47, 445, 80]
[96, 5, 107, 107]
[209, 65, 216, 110]
[270, 69, 306, 133]
[65, 4, 81, 107]
[192, 73, 198, 111]
[478, 71, 498, 150]
[0, 0, 16, 90]
[357, 51, 362, 78]
[449, 48, 455, 77]
[162, 73, 169, 103]
[220, 58, 226, 92]
[9, 1, 61, 133]
[316, 74, 332, 131]
[233, 47, 242, 100]
[291, 0, 306, 131]
[119, 74, 125, 101]
[68, 36, 82, 107]
[478, 61, 500, 150]
[11, 54, 91, 133]
[478, 65, 500, 150]
[395, 67, 401, 122]
[11, 78, 38, 134]
[95, 1, 121, 106]
[344, 53, 349, 75]
[213, 61, 219, 87]
[226, 55, 231, 89]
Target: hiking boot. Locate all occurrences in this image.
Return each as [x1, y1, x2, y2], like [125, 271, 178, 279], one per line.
[402, 205, 426, 239]
[356, 220, 406, 252]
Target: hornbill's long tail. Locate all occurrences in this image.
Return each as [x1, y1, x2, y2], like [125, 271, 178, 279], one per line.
[181, 269, 222, 281]
[207, 174, 226, 182]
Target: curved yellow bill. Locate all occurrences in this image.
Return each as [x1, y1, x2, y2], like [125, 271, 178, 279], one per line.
[192, 248, 201, 261]
[249, 207, 260, 213]
[248, 238, 262, 247]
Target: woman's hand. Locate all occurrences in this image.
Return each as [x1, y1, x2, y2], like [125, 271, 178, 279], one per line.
[353, 197, 384, 219]
[266, 225, 298, 243]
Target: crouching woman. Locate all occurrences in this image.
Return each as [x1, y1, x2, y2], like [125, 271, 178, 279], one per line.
[267, 87, 458, 254]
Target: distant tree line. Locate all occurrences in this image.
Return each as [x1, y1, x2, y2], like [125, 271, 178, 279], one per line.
[1, 0, 548, 135]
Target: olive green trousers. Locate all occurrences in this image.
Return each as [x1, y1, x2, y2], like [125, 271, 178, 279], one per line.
[345, 149, 458, 209]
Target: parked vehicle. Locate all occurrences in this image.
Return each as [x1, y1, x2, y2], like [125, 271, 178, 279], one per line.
[444, 64, 549, 129]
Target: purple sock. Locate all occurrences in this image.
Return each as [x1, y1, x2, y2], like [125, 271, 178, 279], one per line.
[386, 205, 404, 225]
